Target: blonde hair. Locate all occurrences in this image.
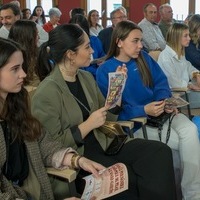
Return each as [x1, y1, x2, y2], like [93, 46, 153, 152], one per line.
[188, 14, 200, 46]
[166, 23, 189, 59]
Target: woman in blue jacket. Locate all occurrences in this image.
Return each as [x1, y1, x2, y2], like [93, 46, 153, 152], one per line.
[96, 20, 200, 200]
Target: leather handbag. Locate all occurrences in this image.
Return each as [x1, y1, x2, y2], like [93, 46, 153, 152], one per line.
[99, 121, 128, 155]
[146, 112, 175, 144]
[99, 121, 125, 138]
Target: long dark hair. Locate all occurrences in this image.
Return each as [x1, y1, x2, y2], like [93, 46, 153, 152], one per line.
[0, 38, 41, 141]
[9, 20, 38, 85]
[37, 24, 85, 81]
[69, 14, 90, 36]
[30, 5, 46, 24]
[106, 20, 153, 87]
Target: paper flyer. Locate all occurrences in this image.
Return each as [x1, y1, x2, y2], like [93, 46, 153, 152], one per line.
[105, 72, 127, 109]
[81, 163, 128, 200]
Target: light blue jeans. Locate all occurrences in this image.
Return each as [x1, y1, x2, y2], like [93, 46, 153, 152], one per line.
[134, 113, 200, 200]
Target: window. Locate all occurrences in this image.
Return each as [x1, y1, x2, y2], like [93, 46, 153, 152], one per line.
[170, 0, 189, 21]
[26, 0, 53, 21]
[87, 0, 122, 27]
[195, 0, 200, 14]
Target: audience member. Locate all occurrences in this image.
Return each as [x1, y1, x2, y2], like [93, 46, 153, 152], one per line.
[43, 7, 62, 33]
[158, 3, 175, 39]
[10, 0, 20, 8]
[8, 20, 40, 87]
[185, 14, 200, 70]
[184, 14, 193, 25]
[0, 3, 20, 38]
[158, 23, 200, 108]
[21, 8, 31, 19]
[30, 5, 46, 26]
[0, 37, 104, 200]
[69, 14, 105, 78]
[0, 3, 48, 46]
[69, 7, 86, 22]
[88, 9, 103, 36]
[98, 7, 127, 53]
[138, 3, 166, 52]
[31, 23, 177, 200]
[96, 20, 200, 200]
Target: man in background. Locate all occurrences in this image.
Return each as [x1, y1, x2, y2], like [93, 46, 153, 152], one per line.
[159, 3, 175, 39]
[138, 3, 166, 52]
[98, 7, 127, 53]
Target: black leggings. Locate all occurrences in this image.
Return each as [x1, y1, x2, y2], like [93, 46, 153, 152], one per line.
[76, 134, 177, 200]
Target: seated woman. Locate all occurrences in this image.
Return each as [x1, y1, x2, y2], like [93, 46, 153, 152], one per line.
[158, 22, 200, 108]
[185, 14, 200, 70]
[96, 20, 200, 200]
[31, 23, 177, 200]
[87, 9, 104, 36]
[0, 38, 104, 199]
[69, 14, 105, 79]
[8, 20, 40, 88]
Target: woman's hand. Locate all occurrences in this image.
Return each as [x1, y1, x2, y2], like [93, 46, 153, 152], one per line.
[196, 74, 200, 87]
[86, 107, 107, 129]
[188, 83, 200, 91]
[78, 107, 107, 138]
[78, 157, 105, 178]
[116, 64, 127, 78]
[144, 100, 165, 116]
[164, 106, 178, 114]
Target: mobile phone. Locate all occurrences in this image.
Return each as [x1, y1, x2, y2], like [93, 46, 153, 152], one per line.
[105, 134, 128, 155]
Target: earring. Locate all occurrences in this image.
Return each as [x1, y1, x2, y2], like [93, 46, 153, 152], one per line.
[70, 59, 75, 65]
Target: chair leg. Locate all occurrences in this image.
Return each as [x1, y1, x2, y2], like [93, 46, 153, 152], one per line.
[185, 92, 192, 119]
[142, 125, 148, 139]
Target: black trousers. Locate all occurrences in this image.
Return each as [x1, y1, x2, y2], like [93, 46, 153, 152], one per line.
[76, 134, 177, 200]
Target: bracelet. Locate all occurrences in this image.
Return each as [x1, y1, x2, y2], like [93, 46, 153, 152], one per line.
[76, 155, 83, 169]
[71, 153, 80, 169]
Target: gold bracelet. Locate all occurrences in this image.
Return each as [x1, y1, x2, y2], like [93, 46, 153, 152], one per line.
[76, 155, 83, 169]
[71, 153, 80, 169]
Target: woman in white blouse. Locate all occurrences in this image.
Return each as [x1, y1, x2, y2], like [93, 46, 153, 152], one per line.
[88, 9, 104, 36]
[158, 22, 200, 108]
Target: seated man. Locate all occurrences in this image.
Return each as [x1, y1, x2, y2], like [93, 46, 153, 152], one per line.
[138, 3, 166, 52]
[158, 3, 175, 39]
[98, 7, 127, 53]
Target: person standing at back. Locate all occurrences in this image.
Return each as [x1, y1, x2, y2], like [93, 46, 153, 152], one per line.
[158, 3, 175, 39]
[30, 5, 46, 26]
[98, 7, 127, 53]
[138, 3, 166, 52]
[88, 9, 104, 36]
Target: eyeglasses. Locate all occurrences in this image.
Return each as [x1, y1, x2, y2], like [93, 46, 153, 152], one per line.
[112, 16, 127, 20]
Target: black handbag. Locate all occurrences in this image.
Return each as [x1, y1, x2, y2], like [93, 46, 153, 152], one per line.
[146, 112, 175, 144]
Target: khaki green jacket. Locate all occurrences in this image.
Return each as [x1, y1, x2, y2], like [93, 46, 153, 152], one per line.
[31, 67, 118, 155]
